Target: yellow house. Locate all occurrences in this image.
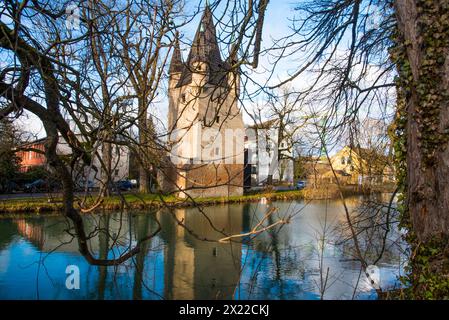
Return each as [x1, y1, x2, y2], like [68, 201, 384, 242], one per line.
[329, 146, 395, 185]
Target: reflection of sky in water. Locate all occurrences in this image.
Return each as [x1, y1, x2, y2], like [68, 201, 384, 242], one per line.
[0, 199, 406, 300]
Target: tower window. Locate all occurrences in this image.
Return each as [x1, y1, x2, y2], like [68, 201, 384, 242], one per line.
[215, 116, 220, 123]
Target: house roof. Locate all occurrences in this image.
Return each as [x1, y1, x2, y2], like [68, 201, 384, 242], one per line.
[338, 145, 390, 163]
[246, 119, 279, 130]
[16, 137, 47, 148]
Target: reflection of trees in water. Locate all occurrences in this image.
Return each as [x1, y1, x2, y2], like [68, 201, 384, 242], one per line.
[132, 214, 153, 300]
[7, 201, 307, 299]
[239, 203, 308, 299]
[97, 215, 109, 300]
[0, 220, 17, 251]
[336, 195, 406, 266]
[11, 212, 163, 299]
[3, 196, 405, 299]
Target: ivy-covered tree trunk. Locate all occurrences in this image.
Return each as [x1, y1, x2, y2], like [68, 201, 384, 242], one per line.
[394, 0, 449, 298]
[395, 0, 449, 240]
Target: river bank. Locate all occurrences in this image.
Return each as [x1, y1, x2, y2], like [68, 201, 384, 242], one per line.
[0, 189, 306, 216]
[0, 183, 396, 217]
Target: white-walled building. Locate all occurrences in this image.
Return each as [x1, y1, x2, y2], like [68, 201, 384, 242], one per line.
[245, 120, 294, 186]
[56, 135, 130, 187]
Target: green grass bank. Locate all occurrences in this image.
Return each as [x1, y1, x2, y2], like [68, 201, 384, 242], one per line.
[0, 189, 305, 217]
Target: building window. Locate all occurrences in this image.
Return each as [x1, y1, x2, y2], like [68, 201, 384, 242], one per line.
[215, 147, 220, 156]
[251, 165, 257, 174]
[341, 157, 345, 165]
[189, 157, 194, 164]
[115, 169, 119, 176]
[347, 157, 352, 164]
[181, 93, 186, 103]
[215, 116, 220, 123]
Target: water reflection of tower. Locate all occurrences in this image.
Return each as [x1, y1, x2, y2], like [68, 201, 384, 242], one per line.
[160, 205, 242, 299]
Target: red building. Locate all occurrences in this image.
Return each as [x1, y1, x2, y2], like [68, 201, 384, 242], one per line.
[16, 138, 46, 172]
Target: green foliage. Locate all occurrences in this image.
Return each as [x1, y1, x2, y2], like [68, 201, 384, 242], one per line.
[400, 235, 449, 299]
[293, 157, 307, 180]
[20, 166, 49, 181]
[0, 120, 21, 192]
[389, 24, 409, 229]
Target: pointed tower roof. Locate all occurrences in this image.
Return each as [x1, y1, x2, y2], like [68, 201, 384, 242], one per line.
[169, 35, 183, 75]
[175, 5, 230, 88]
[189, 5, 222, 66]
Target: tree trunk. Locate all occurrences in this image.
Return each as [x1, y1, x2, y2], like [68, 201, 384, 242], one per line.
[138, 98, 149, 193]
[395, 0, 449, 241]
[102, 141, 112, 196]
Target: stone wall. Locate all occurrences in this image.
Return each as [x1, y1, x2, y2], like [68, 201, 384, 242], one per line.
[159, 163, 244, 198]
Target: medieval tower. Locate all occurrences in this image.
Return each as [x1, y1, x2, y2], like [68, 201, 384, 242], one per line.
[161, 5, 245, 198]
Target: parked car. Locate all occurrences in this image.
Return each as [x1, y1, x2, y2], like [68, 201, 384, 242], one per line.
[114, 180, 133, 191]
[296, 180, 306, 190]
[0, 181, 20, 193]
[75, 180, 95, 192]
[24, 179, 47, 192]
[24, 179, 61, 193]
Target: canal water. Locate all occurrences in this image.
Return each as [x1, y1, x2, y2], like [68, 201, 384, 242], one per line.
[0, 197, 406, 299]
